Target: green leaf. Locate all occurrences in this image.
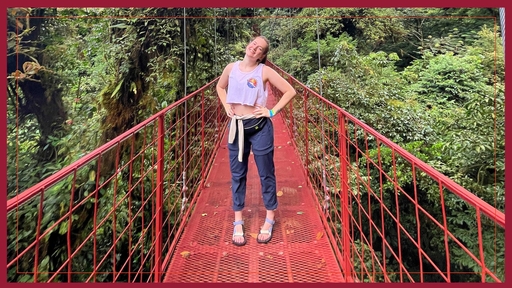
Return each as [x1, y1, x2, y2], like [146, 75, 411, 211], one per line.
[59, 222, 68, 235]
[88, 170, 96, 182]
[110, 24, 128, 29]
[111, 79, 124, 98]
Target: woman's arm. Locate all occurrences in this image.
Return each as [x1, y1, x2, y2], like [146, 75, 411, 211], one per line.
[260, 66, 297, 116]
[216, 63, 234, 116]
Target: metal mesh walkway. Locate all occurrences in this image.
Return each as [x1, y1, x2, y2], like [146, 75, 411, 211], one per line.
[163, 96, 345, 283]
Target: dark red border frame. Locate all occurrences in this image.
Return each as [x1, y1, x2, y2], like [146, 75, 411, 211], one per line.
[1, 1, 509, 287]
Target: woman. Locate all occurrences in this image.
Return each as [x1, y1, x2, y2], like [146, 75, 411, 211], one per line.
[216, 35, 297, 246]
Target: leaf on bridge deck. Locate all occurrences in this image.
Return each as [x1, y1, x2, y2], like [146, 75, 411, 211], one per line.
[317, 258, 326, 268]
[316, 231, 324, 240]
[277, 190, 283, 197]
[180, 251, 191, 259]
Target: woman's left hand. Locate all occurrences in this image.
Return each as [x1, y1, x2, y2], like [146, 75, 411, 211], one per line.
[254, 105, 271, 118]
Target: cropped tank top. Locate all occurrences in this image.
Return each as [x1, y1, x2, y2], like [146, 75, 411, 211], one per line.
[226, 61, 268, 107]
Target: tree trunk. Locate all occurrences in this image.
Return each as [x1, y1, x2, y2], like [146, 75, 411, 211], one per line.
[7, 8, 68, 163]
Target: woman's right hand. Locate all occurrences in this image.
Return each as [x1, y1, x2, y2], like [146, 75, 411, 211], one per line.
[224, 104, 234, 117]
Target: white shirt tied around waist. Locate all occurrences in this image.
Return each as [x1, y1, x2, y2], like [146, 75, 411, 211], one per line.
[228, 114, 258, 162]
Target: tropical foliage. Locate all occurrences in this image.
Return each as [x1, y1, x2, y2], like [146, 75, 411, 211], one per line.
[6, 7, 504, 282]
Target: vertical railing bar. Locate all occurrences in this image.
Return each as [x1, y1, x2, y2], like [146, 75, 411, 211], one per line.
[139, 127, 148, 282]
[201, 90, 205, 185]
[67, 170, 78, 282]
[438, 182, 451, 282]
[411, 163, 424, 282]
[338, 111, 352, 282]
[476, 207, 486, 282]
[391, 149, 403, 282]
[111, 143, 122, 281]
[304, 90, 309, 180]
[150, 124, 157, 282]
[376, 140, 390, 282]
[127, 136, 136, 281]
[33, 191, 45, 283]
[288, 77, 294, 131]
[363, 128, 376, 282]
[155, 115, 165, 282]
[182, 8, 188, 215]
[91, 154, 103, 282]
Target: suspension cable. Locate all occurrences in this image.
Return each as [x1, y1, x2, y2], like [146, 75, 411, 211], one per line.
[214, 8, 217, 75]
[268, 8, 280, 44]
[315, 10, 322, 97]
[315, 8, 329, 215]
[181, 8, 188, 212]
[499, 8, 505, 62]
[289, 8, 293, 51]
[288, 8, 294, 76]
[494, 8, 505, 231]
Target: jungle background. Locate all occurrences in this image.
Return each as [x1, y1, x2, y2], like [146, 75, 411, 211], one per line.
[6, 7, 505, 282]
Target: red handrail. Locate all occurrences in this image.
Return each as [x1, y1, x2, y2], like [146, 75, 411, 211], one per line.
[268, 62, 504, 228]
[7, 77, 227, 282]
[267, 61, 504, 283]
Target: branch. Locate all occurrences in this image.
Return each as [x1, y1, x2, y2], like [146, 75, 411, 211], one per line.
[7, 81, 19, 110]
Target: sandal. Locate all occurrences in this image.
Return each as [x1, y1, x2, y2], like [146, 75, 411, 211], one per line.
[232, 220, 247, 246]
[257, 218, 275, 244]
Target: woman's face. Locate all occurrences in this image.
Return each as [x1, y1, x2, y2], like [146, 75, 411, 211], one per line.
[245, 37, 268, 61]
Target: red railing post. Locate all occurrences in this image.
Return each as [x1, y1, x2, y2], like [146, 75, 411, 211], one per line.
[201, 90, 205, 184]
[304, 90, 309, 179]
[288, 77, 294, 130]
[338, 112, 353, 281]
[217, 94, 221, 141]
[155, 114, 165, 282]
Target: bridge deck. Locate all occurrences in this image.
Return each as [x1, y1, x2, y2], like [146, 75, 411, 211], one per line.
[164, 94, 345, 283]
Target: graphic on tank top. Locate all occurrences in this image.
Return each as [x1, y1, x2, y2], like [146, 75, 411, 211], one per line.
[247, 78, 258, 88]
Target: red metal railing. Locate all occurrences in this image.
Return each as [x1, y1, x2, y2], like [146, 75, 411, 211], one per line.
[7, 61, 505, 283]
[268, 62, 505, 283]
[7, 79, 228, 282]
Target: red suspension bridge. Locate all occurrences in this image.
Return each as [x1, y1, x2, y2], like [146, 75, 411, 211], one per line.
[6, 62, 505, 283]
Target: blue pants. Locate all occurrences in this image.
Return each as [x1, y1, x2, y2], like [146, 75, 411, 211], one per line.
[228, 117, 277, 211]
